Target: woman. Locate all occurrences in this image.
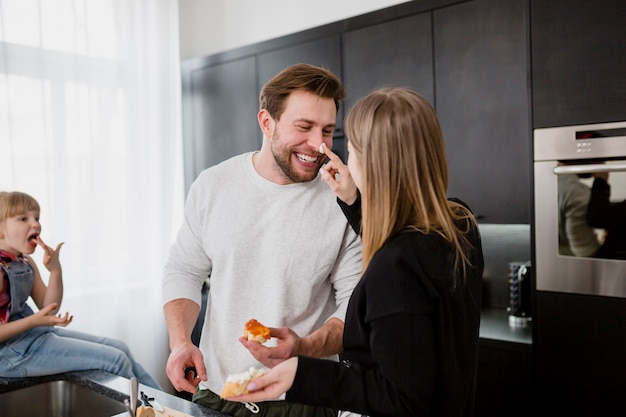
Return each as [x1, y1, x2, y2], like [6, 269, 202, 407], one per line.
[228, 87, 484, 416]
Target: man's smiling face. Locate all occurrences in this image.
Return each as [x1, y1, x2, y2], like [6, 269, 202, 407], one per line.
[268, 89, 337, 183]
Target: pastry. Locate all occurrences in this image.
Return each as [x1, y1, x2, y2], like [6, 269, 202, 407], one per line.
[243, 319, 270, 343]
[220, 367, 266, 398]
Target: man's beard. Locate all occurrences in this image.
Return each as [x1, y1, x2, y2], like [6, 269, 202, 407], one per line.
[271, 130, 324, 183]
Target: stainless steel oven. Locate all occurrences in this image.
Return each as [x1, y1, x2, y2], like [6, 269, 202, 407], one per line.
[534, 121, 626, 298]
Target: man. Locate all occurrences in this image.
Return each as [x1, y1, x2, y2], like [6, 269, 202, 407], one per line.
[163, 63, 362, 416]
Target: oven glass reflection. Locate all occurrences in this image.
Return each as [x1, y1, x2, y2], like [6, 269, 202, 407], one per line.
[558, 159, 626, 259]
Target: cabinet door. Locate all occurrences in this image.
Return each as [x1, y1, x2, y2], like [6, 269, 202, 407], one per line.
[531, 0, 626, 128]
[257, 35, 342, 89]
[343, 12, 434, 112]
[181, 56, 259, 192]
[535, 291, 626, 414]
[434, 0, 530, 224]
[257, 36, 345, 160]
[476, 341, 532, 417]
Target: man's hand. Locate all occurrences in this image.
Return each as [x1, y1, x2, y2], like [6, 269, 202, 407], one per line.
[239, 326, 300, 368]
[166, 341, 207, 393]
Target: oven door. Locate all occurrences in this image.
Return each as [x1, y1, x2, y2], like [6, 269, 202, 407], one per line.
[534, 149, 626, 298]
[534, 160, 626, 298]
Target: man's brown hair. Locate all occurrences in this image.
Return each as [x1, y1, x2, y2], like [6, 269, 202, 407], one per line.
[259, 63, 345, 121]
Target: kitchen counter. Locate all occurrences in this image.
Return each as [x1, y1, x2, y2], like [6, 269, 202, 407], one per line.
[479, 307, 532, 346]
[0, 308, 529, 417]
[0, 370, 228, 417]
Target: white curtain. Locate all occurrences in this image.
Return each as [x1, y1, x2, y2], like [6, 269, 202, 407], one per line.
[0, 0, 184, 391]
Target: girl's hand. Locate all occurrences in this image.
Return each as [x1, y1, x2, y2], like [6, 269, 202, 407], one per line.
[32, 303, 73, 328]
[225, 357, 298, 403]
[319, 144, 358, 205]
[35, 236, 64, 272]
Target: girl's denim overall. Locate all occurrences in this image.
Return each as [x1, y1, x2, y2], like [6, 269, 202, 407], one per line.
[0, 258, 161, 389]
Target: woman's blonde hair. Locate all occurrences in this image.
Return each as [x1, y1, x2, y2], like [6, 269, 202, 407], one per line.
[0, 191, 40, 223]
[345, 87, 477, 284]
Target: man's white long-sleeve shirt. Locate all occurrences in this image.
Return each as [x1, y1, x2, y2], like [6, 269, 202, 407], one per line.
[163, 152, 362, 393]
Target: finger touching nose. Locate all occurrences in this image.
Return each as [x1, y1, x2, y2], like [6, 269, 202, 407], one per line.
[307, 130, 326, 151]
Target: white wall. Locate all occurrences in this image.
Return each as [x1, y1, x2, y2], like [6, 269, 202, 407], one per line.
[178, 0, 412, 60]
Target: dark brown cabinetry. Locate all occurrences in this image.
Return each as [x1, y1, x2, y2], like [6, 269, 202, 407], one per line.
[180, 0, 531, 224]
[476, 338, 532, 417]
[343, 13, 435, 109]
[434, 0, 531, 223]
[342, 12, 434, 161]
[531, 0, 626, 128]
[341, 0, 531, 224]
[534, 291, 626, 415]
[181, 56, 259, 191]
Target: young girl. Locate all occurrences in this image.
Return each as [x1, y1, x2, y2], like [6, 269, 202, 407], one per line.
[229, 88, 484, 416]
[0, 191, 161, 389]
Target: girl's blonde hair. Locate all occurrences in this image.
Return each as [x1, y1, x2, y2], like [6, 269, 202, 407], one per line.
[0, 191, 40, 223]
[345, 87, 477, 285]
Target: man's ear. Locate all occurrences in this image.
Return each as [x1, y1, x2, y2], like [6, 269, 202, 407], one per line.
[258, 109, 275, 136]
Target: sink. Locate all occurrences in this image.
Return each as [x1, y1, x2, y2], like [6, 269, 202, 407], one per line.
[0, 380, 128, 417]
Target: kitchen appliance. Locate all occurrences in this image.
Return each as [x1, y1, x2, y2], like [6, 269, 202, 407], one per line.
[534, 120, 626, 298]
[507, 261, 532, 326]
[533, 121, 626, 414]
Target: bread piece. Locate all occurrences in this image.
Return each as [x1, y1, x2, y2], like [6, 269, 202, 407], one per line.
[243, 319, 270, 343]
[220, 367, 266, 398]
[136, 406, 156, 417]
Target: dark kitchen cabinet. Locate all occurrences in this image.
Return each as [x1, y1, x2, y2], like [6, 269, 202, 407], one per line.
[180, 56, 259, 192]
[257, 36, 342, 91]
[531, 0, 626, 128]
[475, 308, 533, 417]
[476, 340, 532, 417]
[179, 0, 532, 223]
[534, 291, 626, 415]
[434, 0, 531, 224]
[342, 12, 434, 163]
[343, 12, 435, 112]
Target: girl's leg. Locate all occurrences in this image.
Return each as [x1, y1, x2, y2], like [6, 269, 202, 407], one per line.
[3, 328, 161, 389]
[52, 328, 162, 390]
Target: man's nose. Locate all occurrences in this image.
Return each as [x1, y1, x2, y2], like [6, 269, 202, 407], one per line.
[307, 129, 325, 151]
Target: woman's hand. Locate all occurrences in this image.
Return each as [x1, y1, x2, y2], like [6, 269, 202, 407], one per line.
[226, 357, 298, 403]
[319, 144, 358, 205]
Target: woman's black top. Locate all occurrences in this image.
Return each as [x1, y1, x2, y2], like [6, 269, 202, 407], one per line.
[286, 197, 484, 417]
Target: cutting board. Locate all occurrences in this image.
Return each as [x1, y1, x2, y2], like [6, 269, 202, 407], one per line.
[134, 406, 196, 417]
[158, 406, 196, 417]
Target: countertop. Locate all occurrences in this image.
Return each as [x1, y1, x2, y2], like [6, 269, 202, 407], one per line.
[0, 369, 228, 417]
[479, 307, 532, 349]
[0, 308, 529, 416]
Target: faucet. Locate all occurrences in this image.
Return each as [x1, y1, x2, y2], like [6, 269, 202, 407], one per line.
[123, 377, 138, 417]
